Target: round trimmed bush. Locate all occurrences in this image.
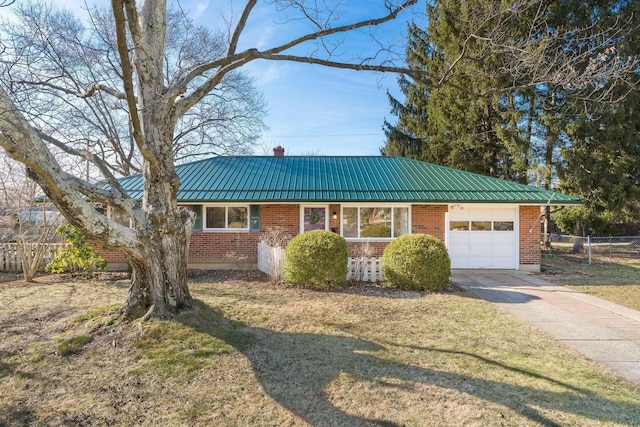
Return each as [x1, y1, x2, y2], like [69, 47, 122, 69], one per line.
[381, 234, 450, 291]
[285, 230, 348, 289]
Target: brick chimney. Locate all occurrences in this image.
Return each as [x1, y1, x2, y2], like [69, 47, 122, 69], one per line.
[273, 146, 285, 157]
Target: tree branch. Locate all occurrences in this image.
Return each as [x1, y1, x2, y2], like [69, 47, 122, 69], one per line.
[174, 54, 257, 117]
[111, 0, 149, 160]
[173, 0, 417, 116]
[0, 87, 134, 242]
[8, 80, 126, 99]
[227, 0, 257, 57]
[262, 0, 417, 57]
[36, 131, 129, 200]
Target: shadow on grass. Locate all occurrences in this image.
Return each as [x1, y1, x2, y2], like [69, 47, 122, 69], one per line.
[450, 283, 542, 304]
[0, 403, 37, 427]
[179, 300, 640, 427]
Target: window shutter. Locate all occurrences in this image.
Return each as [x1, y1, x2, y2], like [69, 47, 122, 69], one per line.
[249, 205, 260, 232]
[192, 205, 202, 232]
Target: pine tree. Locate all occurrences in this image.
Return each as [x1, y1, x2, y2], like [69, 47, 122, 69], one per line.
[384, 0, 639, 235]
[556, 89, 640, 235]
[382, 2, 529, 181]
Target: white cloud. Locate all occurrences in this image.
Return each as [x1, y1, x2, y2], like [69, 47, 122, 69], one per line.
[247, 61, 291, 87]
[192, 0, 209, 19]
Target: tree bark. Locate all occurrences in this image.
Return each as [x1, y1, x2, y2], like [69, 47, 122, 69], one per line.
[121, 206, 194, 319]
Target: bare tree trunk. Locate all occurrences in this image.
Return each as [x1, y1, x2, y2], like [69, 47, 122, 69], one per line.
[121, 207, 194, 319]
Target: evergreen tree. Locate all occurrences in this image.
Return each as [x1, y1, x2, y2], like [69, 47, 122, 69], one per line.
[382, 2, 530, 181]
[554, 0, 640, 234]
[556, 89, 640, 235]
[384, 0, 639, 234]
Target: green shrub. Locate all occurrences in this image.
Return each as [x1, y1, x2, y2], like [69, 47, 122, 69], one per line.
[285, 230, 348, 289]
[360, 224, 391, 238]
[381, 234, 450, 291]
[46, 224, 106, 278]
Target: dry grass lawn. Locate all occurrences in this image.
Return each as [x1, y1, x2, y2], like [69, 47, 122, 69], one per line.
[1, 271, 640, 426]
[541, 255, 640, 311]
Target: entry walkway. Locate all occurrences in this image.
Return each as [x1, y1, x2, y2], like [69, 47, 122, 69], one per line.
[451, 270, 640, 385]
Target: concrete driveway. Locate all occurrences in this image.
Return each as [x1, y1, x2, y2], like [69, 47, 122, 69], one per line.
[451, 270, 640, 385]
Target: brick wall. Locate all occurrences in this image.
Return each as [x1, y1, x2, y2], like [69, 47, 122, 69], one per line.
[411, 205, 447, 240]
[346, 241, 389, 257]
[189, 204, 300, 266]
[189, 232, 262, 263]
[260, 204, 300, 234]
[519, 205, 541, 267]
[95, 244, 128, 270]
[329, 204, 340, 233]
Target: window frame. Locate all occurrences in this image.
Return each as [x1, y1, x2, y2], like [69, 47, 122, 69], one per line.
[202, 204, 250, 231]
[340, 204, 411, 241]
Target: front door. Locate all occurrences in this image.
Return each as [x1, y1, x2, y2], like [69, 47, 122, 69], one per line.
[301, 206, 328, 233]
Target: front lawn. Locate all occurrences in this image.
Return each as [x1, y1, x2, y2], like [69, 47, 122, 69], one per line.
[1, 271, 639, 426]
[541, 254, 640, 311]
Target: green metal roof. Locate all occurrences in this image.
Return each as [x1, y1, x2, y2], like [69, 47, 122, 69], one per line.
[117, 156, 582, 204]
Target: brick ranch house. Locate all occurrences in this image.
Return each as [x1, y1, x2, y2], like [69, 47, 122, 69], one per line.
[102, 149, 581, 272]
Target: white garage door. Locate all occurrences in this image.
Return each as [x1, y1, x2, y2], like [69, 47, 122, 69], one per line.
[448, 206, 518, 269]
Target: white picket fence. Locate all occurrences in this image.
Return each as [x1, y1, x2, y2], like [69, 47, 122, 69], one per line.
[257, 241, 286, 280]
[0, 242, 64, 272]
[257, 241, 384, 283]
[347, 256, 384, 282]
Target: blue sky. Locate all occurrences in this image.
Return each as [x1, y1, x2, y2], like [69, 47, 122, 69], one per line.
[2, 0, 425, 156]
[183, 0, 426, 156]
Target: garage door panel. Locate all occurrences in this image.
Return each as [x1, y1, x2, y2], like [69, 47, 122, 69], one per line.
[450, 257, 469, 269]
[448, 206, 518, 270]
[469, 233, 491, 245]
[491, 233, 516, 245]
[467, 256, 492, 269]
[449, 232, 470, 244]
[449, 245, 470, 257]
[492, 244, 515, 257]
[469, 245, 489, 256]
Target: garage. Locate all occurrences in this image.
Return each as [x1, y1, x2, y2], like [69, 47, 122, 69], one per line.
[447, 205, 518, 269]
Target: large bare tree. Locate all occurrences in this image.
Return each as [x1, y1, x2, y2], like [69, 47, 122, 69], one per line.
[0, 0, 420, 319]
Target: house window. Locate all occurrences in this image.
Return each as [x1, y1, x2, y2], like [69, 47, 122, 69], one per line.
[342, 206, 409, 239]
[471, 221, 492, 231]
[204, 205, 248, 230]
[449, 221, 469, 231]
[494, 221, 514, 231]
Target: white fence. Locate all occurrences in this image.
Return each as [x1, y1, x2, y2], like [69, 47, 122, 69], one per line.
[347, 257, 384, 282]
[0, 242, 64, 272]
[257, 241, 286, 280]
[257, 241, 384, 283]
